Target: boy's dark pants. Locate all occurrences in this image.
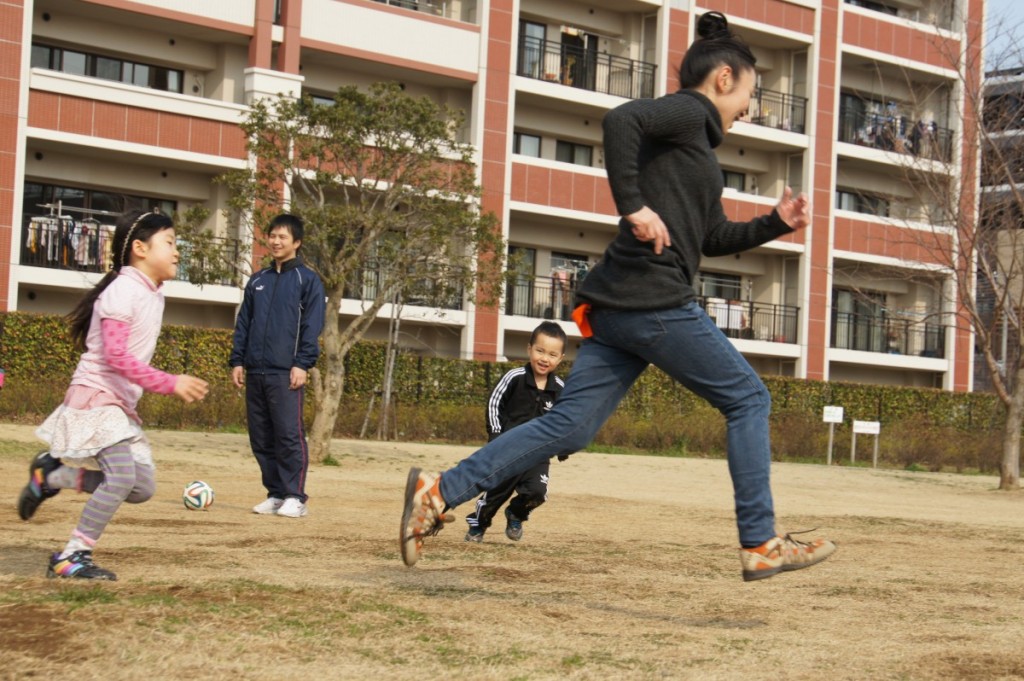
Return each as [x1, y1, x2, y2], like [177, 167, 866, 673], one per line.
[246, 372, 309, 503]
[467, 460, 549, 531]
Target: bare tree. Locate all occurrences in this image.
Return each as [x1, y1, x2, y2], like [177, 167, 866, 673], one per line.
[843, 9, 1024, 489]
[180, 82, 504, 461]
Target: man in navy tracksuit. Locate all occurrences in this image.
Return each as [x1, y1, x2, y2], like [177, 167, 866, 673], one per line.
[230, 214, 325, 518]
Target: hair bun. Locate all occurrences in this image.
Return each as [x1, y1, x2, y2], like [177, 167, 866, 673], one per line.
[696, 11, 730, 40]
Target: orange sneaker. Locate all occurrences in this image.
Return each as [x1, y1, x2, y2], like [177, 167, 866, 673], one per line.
[740, 530, 836, 582]
[400, 468, 451, 567]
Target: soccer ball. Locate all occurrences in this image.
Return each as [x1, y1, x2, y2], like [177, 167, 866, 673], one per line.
[182, 480, 214, 511]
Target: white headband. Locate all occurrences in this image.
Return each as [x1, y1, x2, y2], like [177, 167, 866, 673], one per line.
[119, 212, 154, 267]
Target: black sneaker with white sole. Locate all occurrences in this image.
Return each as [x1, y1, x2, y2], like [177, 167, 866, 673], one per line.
[47, 551, 117, 581]
[17, 451, 62, 521]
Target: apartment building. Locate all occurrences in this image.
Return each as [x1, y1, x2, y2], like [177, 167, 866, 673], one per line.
[0, 0, 982, 390]
[976, 66, 1024, 392]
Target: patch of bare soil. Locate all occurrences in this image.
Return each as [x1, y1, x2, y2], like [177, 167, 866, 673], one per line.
[1, 423, 1023, 680]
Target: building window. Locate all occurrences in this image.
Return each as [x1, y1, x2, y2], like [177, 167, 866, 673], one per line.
[305, 92, 337, 108]
[519, 20, 547, 80]
[22, 182, 176, 219]
[372, 0, 419, 9]
[555, 140, 593, 167]
[844, 0, 898, 16]
[836, 189, 890, 217]
[833, 288, 888, 352]
[505, 245, 537, 317]
[513, 132, 542, 157]
[698, 271, 742, 300]
[722, 170, 746, 192]
[551, 251, 589, 276]
[30, 43, 184, 94]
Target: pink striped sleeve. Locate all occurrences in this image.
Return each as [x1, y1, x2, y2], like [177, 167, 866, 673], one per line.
[100, 318, 178, 395]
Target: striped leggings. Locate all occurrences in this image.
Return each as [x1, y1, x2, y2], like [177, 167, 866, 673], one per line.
[72, 441, 156, 545]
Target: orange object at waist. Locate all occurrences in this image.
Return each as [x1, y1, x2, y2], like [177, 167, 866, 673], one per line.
[572, 303, 593, 338]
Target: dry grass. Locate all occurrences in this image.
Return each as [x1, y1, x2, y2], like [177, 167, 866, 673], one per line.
[1, 423, 1024, 680]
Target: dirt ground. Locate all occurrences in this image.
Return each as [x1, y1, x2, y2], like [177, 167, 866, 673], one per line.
[1, 422, 1024, 680]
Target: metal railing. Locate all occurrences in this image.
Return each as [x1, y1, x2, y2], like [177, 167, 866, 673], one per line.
[831, 311, 946, 357]
[744, 87, 808, 133]
[505, 274, 579, 321]
[174, 237, 241, 287]
[697, 297, 800, 344]
[516, 35, 657, 100]
[20, 218, 240, 286]
[503, 277, 801, 344]
[838, 106, 954, 162]
[343, 262, 465, 310]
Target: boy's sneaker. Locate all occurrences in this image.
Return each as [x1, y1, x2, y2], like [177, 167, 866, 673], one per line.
[17, 451, 62, 521]
[465, 526, 485, 543]
[252, 497, 284, 515]
[47, 551, 117, 581]
[504, 507, 524, 541]
[276, 498, 308, 518]
[400, 468, 450, 566]
[740, 531, 837, 582]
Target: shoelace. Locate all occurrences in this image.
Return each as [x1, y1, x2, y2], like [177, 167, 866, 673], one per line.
[779, 528, 819, 551]
[406, 511, 453, 542]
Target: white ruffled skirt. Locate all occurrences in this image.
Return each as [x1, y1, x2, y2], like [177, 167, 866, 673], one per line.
[36, 404, 153, 467]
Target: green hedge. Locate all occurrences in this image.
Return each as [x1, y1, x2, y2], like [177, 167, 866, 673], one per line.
[0, 311, 1007, 468]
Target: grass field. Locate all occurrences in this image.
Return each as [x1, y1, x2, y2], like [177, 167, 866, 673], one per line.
[2, 423, 1024, 680]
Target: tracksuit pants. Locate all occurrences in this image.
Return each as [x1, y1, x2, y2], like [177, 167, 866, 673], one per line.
[246, 372, 309, 503]
[466, 460, 550, 531]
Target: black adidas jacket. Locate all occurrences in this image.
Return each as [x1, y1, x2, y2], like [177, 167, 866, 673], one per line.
[486, 364, 564, 442]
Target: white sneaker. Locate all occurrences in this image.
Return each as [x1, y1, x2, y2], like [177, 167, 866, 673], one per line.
[276, 498, 308, 518]
[252, 497, 284, 515]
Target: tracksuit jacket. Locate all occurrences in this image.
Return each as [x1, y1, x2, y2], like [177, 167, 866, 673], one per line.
[466, 365, 565, 531]
[230, 256, 325, 374]
[230, 256, 325, 504]
[486, 364, 564, 441]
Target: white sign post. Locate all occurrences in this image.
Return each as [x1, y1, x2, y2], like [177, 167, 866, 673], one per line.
[822, 406, 844, 465]
[851, 420, 881, 467]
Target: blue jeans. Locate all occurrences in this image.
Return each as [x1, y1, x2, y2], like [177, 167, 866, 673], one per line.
[439, 302, 775, 546]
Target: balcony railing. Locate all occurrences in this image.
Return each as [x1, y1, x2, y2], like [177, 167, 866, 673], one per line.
[20, 218, 240, 286]
[698, 297, 800, 344]
[838, 107, 954, 162]
[831, 311, 946, 357]
[505, 275, 579, 321]
[343, 263, 464, 310]
[516, 35, 656, 100]
[744, 87, 807, 133]
[175, 238, 241, 287]
[504, 277, 800, 344]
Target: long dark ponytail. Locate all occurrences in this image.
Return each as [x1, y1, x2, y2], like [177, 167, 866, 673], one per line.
[678, 12, 757, 89]
[67, 210, 174, 349]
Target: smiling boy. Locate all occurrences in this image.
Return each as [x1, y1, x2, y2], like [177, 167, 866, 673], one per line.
[464, 321, 568, 543]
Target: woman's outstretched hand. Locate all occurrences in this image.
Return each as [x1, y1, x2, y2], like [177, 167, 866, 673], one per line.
[776, 186, 810, 231]
[625, 206, 672, 255]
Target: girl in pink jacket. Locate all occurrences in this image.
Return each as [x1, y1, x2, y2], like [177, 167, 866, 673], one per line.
[17, 210, 209, 580]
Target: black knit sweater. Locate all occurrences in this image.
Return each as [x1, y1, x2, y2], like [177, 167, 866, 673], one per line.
[577, 90, 794, 311]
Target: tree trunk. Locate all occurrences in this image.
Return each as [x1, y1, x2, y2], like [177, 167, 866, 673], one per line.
[378, 298, 402, 440]
[309, 362, 344, 462]
[308, 297, 346, 462]
[1000, 368, 1024, 490]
